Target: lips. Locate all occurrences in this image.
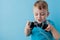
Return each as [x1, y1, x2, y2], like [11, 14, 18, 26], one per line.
[38, 19, 42, 22]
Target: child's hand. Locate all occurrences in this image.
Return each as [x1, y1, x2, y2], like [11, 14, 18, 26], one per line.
[45, 22, 52, 31]
[24, 21, 32, 36]
[45, 22, 60, 39]
[25, 21, 32, 29]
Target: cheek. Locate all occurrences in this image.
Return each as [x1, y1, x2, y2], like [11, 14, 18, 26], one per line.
[34, 16, 37, 19]
[34, 15, 38, 20]
[42, 16, 46, 19]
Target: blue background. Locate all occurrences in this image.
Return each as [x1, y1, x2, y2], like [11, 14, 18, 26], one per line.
[0, 0, 60, 40]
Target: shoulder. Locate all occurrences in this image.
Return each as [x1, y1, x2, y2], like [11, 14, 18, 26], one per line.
[47, 20, 56, 31]
[47, 20, 55, 27]
[47, 20, 57, 32]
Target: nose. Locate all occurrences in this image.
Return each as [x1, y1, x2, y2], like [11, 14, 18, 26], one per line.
[38, 14, 41, 19]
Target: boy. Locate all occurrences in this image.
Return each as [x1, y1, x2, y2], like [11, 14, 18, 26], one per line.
[24, 0, 60, 40]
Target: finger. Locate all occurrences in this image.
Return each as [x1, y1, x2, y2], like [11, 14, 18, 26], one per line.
[45, 24, 51, 31]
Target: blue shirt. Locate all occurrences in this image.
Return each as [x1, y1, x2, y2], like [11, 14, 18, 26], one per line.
[30, 20, 55, 40]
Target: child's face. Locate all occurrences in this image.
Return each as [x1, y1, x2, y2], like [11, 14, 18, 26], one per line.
[33, 7, 49, 23]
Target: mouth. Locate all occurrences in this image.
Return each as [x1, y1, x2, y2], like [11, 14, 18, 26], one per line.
[38, 19, 42, 22]
[37, 19, 42, 23]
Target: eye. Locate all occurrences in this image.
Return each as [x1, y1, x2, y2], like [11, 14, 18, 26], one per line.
[43, 5, 46, 9]
[40, 12, 45, 16]
[35, 13, 38, 16]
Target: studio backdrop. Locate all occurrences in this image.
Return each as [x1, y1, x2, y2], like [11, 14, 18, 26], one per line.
[0, 0, 60, 40]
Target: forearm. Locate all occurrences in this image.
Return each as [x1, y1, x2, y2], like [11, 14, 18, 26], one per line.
[55, 38, 60, 40]
[55, 37, 60, 40]
[51, 26, 60, 40]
